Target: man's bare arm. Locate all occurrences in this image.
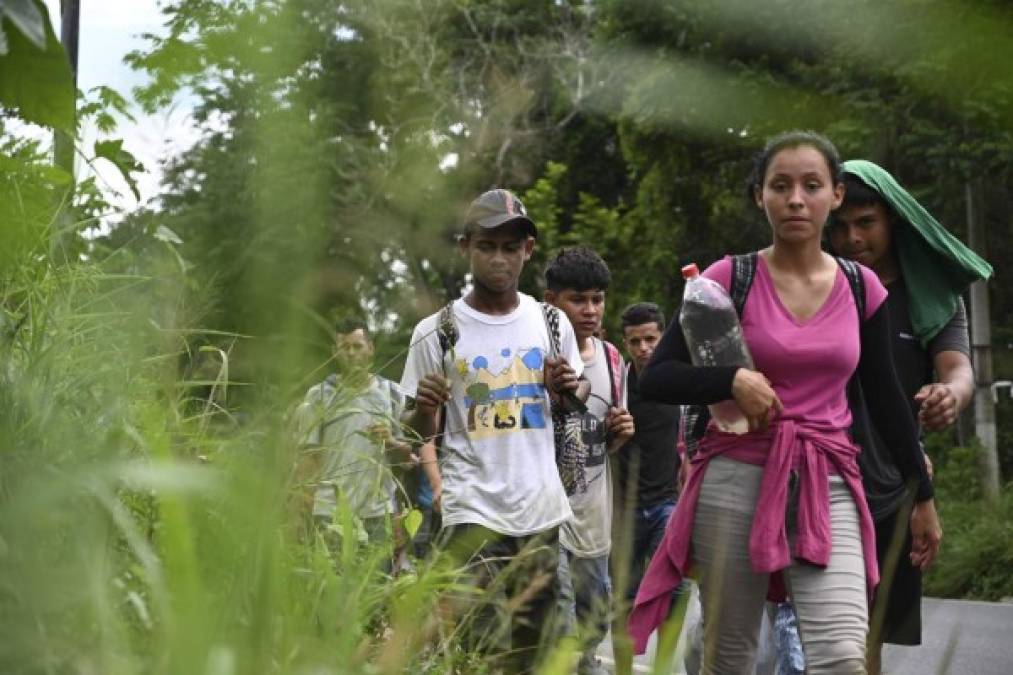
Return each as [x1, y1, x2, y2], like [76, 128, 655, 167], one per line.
[419, 440, 442, 512]
[606, 407, 635, 454]
[915, 350, 974, 431]
[406, 373, 450, 442]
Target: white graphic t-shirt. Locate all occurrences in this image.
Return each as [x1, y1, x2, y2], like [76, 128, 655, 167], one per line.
[560, 337, 627, 557]
[400, 293, 582, 536]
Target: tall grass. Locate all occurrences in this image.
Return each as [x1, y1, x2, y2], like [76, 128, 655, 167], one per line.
[0, 183, 589, 674]
[0, 5, 580, 665]
[10, 1, 1007, 671]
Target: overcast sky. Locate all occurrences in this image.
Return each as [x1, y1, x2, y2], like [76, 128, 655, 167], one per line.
[41, 1, 198, 214]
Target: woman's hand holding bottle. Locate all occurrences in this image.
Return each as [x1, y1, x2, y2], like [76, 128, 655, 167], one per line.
[731, 368, 783, 432]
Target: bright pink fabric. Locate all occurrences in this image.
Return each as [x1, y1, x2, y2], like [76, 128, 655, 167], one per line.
[707, 255, 887, 430]
[627, 254, 888, 655]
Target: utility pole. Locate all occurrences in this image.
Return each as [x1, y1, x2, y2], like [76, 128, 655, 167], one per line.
[51, 0, 81, 261]
[966, 178, 1001, 502]
[53, 0, 80, 178]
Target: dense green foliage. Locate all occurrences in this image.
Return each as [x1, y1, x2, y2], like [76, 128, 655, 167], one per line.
[925, 435, 1013, 601]
[110, 0, 1013, 345]
[2, 1, 1013, 672]
[0, 0, 74, 130]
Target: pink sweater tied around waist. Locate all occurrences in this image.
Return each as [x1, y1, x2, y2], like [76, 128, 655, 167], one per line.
[627, 419, 879, 655]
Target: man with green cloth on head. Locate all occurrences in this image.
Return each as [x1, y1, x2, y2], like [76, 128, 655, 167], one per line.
[826, 159, 993, 674]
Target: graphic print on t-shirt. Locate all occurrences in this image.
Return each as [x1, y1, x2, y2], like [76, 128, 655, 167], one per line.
[454, 345, 548, 440]
[579, 412, 607, 469]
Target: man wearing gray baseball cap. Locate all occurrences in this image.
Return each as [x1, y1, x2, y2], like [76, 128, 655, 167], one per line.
[401, 188, 584, 672]
[462, 188, 539, 239]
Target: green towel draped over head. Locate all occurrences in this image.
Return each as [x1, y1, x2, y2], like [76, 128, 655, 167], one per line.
[841, 160, 993, 346]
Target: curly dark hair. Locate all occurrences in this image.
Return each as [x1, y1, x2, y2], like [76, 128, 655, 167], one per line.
[544, 246, 612, 292]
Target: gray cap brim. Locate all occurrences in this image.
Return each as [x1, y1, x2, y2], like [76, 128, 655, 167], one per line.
[473, 213, 537, 239]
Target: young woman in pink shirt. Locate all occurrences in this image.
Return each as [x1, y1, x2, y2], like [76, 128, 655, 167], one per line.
[628, 131, 935, 674]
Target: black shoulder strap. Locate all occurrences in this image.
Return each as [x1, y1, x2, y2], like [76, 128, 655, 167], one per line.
[841, 257, 873, 470]
[730, 252, 759, 317]
[834, 256, 866, 321]
[681, 404, 708, 447]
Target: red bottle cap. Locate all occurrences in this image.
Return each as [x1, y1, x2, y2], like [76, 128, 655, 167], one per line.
[681, 263, 700, 279]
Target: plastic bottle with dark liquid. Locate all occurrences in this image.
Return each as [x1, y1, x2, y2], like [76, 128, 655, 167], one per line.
[679, 263, 753, 433]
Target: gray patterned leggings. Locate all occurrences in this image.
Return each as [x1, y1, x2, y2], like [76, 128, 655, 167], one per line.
[691, 458, 868, 675]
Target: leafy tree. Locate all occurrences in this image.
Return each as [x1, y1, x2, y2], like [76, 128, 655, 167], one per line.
[117, 0, 1013, 460]
[116, 1, 607, 380]
[0, 0, 73, 130]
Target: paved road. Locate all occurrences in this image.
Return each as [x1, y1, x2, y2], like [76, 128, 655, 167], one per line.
[881, 598, 1013, 675]
[596, 596, 1013, 674]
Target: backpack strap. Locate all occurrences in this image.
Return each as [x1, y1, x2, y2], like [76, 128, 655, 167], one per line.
[839, 258, 874, 477]
[540, 302, 563, 359]
[542, 302, 587, 494]
[730, 252, 759, 317]
[381, 376, 401, 424]
[679, 404, 712, 459]
[834, 256, 866, 321]
[602, 340, 624, 408]
[436, 301, 459, 357]
[541, 303, 590, 415]
[433, 301, 459, 450]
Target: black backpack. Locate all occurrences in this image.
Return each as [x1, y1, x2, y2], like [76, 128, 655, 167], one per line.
[679, 252, 866, 459]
